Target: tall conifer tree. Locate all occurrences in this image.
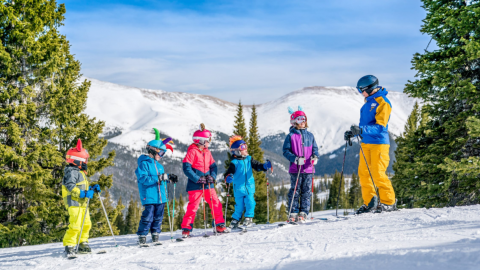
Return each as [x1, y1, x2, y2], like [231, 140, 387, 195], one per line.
[0, 0, 114, 247]
[248, 105, 268, 223]
[220, 101, 248, 224]
[395, 0, 480, 207]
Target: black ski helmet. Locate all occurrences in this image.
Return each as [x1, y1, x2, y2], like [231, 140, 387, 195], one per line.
[356, 75, 379, 95]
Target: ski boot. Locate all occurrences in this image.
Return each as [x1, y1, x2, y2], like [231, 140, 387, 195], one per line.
[181, 229, 191, 239]
[298, 212, 307, 223]
[138, 235, 147, 245]
[64, 246, 76, 257]
[243, 218, 253, 227]
[355, 196, 378, 215]
[151, 232, 161, 244]
[216, 224, 228, 234]
[78, 242, 91, 254]
[229, 219, 240, 230]
[377, 201, 398, 213]
[288, 213, 298, 223]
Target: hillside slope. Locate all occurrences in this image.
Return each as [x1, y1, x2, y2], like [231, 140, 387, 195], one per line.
[2, 206, 480, 270]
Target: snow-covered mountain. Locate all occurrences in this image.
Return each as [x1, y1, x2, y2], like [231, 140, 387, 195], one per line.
[85, 78, 416, 155]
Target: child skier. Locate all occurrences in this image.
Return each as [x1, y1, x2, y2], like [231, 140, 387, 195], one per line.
[62, 139, 101, 256]
[135, 128, 177, 245]
[283, 106, 320, 223]
[224, 135, 272, 229]
[180, 123, 227, 238]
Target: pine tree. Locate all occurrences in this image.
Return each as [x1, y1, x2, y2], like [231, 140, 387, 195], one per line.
[248, 105, 268, 224]
[347, 173, 362, 211]
[175, 195, 186, 231]
[326, 171, 346, 210]
[0, 1, 115, 247]
[220, 101, 248, 224]
[392, 102, 424, 208]
[90, 190, 122, 237]
[278, 203, 288, 221]
[394, 0, 480, 208]
[125, 197, 138, 234]
[114, 196, 126, 235]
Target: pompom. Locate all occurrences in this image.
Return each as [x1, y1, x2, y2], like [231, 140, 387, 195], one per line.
[229, 135, 243, 147]
[199, 123, 205, 131]
[298, 105, 303, 111]
[288, 106, 295, 114]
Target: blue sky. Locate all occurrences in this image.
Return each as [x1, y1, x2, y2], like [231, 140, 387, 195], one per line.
[61, 0, 431, 104]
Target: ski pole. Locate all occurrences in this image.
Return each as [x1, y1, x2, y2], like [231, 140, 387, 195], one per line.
[336, 140, 349, 217]
[202, 184, 209, 237]
[172, 183, 176, 238]
[357, 136, 380, 204]
[310, 176, 314, 220]
[224, 181, 230, 223]
[75, 197, 90, 254]
[207, 181, 217, 236]
[163, 181, 173, 242]
[287, 165, 302, 222]
[99, 194, 118, 247]
[266, 164, 273, 224]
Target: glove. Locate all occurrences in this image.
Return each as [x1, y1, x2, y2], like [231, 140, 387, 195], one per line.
[311, 155, 318, 165]
[89, 184, 101, 193]
[168, 174, 178, 183]
[158, 173, 168, 182]
[350, 125, 362, 136]
[79, 189, 94, 199]
[206, 175, 215, 183]
[344, 130, 353, 141]
[295, 157, 306, 166]
[263, 160, 272, 170]
[197, 176, 207, 184]
[225, 174, 233, 184]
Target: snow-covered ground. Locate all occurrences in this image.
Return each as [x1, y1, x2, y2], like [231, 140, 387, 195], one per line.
[2, 206, 480, 270]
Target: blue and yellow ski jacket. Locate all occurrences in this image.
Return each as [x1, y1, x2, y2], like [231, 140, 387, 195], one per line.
[359, 88, 392, 145]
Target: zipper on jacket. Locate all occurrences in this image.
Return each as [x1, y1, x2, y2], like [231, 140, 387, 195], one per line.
[299, 130, 305, 173]
[243, 159, 249, 195]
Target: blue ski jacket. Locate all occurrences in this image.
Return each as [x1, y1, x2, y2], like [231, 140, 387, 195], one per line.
[135, 155, 168, 205]
[359, 88, 392, 145]
[225, 155, 267, 197]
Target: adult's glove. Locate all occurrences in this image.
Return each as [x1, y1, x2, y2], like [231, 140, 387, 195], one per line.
[263, 160, 272, 170]
[225, 174, 234, 184]
[311, 155, 318, 165]
[168, 174, 178, 183]
[89, 184, 101, 193]
[344, 130, 353, 141]
[350, 125, 362, 136]
[79, 189, 94, 199]
[295, 157, 306, 166]
[197, 176, 207, 184]
[206, 175, 215, 183]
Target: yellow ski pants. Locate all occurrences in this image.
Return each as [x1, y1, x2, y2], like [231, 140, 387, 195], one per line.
[63, 206, 91, 247]
[358, 143, 396, 205]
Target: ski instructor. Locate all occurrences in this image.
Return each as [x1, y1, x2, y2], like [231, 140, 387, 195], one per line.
[344, 75, 396, 214]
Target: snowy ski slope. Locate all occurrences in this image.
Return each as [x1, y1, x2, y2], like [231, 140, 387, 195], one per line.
[2, 205, 480, 270]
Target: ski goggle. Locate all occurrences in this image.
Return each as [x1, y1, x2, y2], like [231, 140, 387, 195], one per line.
[294, 116, 306, 124]
[356, 87, 364, 94]
[238, 144, 247, 151]
[148, 145, 166, 157]
[197, 137, 212, 145]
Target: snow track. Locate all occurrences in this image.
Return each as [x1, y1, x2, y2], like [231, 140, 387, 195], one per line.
[2, 206, 480, 269]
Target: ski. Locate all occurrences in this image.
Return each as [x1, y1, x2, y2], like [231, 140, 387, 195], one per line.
[67, 250, 107, 259]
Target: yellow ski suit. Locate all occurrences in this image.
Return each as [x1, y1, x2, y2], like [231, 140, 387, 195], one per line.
[358, 88, 396, 205]
[62, 165, 91, 247]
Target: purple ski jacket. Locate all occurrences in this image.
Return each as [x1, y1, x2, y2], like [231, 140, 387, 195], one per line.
[282, 127, 320, 174]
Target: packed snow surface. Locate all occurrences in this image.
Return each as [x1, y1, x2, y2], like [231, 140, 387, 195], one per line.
[84, 78, 416, 154]
[2, 206, 480, 270]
